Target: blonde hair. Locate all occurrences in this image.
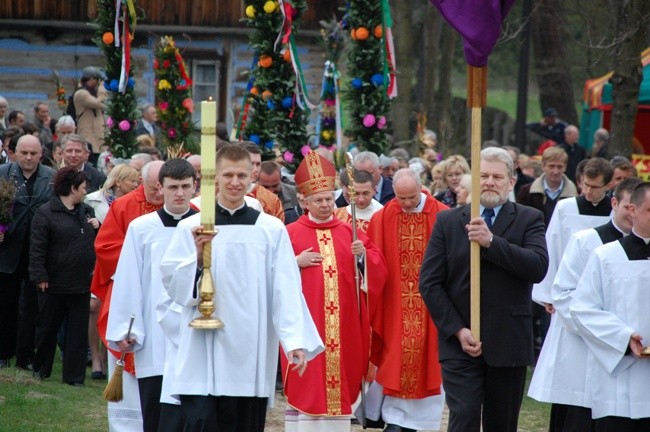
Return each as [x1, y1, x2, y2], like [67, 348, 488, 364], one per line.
[442, 155, 470, 178]
[99, 164, 139, 194]
[136, 134, 155, 148]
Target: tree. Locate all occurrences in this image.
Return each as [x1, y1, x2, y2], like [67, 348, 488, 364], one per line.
[530, 0, 578, 126]
[390, 0, 414, 147]
[609, 0, 650, 157]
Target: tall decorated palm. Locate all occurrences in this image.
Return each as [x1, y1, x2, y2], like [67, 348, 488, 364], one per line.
[240, 0, 311, 171]
[94, 0, 140, 159]
[344, 0, 396, 155]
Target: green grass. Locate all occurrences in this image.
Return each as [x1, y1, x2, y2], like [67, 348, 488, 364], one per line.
[0, 354, 107, 432]
[518, 369, 553, 431]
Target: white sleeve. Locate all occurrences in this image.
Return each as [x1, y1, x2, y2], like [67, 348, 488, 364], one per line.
[551, 233, 588, 334]
[160, 220, 201, 307]
[532, 204, 563, 304]
[570, 251, 636, 376]
[106, 224, 145, 352]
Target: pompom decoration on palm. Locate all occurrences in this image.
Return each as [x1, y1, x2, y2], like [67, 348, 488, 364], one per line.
[153, 36, 196, 158]
[94, 0, 140, 159]
[238, 0, 312, 171]
[343, 0, 397, 155]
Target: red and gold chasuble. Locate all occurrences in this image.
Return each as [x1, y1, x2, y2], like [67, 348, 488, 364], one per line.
[283, 215, 387, 416]
[333, 207, 372, 233]
[367, 195, 446, 399]
[248, 184, 284, 222]
[90, 185, 162, 374]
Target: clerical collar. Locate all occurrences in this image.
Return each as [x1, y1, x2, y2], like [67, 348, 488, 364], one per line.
[632, 229, 650, 245]
[217, 200, 246, 216]
[308, 212, 333, 224]
[246, 183, 255, 193]
[163, 204, 191, 220]
[611, 219, 627, 236]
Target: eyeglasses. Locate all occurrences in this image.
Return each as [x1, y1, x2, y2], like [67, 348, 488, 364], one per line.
[581, 181, 606, 191]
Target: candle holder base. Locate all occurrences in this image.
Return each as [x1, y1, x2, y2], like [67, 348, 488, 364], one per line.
[189, 316, 225, 330]
[641, 346, 650, 356]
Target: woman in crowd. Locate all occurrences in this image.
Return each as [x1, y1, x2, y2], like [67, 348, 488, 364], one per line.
[434, 154, 470, 208]
[83, 163, 139, 379]
[430, 161, 446, 196]
[29, 166, 99, 385]
[456, 173, 472, 206]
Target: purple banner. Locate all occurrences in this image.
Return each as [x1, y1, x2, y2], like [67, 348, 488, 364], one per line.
[430, 0, 516, 66]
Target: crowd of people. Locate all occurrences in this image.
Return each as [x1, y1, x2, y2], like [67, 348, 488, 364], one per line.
[1, 90, 649, 432]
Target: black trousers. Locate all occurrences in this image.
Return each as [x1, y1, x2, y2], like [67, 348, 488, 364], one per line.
[33, 291, 89, 383]
[138, 375, 185, 432]
[594, 416, 650, 432]
[179, 395, 267, 432]
[0, 268, 24, 360]
[442, 358, 527, 432]
[16, 275, 38, 367]
[550, 403, 596, 432]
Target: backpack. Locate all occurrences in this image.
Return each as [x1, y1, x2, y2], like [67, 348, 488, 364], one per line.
[66, 90, 79, 121]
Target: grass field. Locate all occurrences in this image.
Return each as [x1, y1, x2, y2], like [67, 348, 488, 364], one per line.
[0, 355, 552, 432]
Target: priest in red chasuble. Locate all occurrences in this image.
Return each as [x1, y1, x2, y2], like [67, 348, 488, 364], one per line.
[366, 168, 447, 432]
[283, 151, 387, 432]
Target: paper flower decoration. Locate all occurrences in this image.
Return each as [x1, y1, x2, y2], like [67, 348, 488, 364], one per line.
[267, 100, 276, 110]
[282, 97, 293, 109]
[371, 74, 384, 87]
[300, 145, 310, 156]
[258, 55, 273, 68]
[374, 25, 383, 39]
[362, 114, 376, 128]
[158, 79, 172, 90]
[282, 49, 291, 62]
[355, 27, 369, 40]
[322, 130, 332, 140]
[167, 128, 177, 139]
[377, 116, 387, 129]
[118, 120, 131, 131]
[127, 77, 135, 89]
[264, 141, 274, 149]
[283, 151, 294, 163]
[106, 117, 114, 128]
[351, 78, 363, 89]
[262, 90, 273, 100]
[159, 101, 169, 111]
[182, 98, 194, 113]
[109, 80, 119, 92]
[263, 1, 276, 13]
[249, 134, 261, 145]
[102, 32, 114, 44]
[250, 86, 260, 96]
[246, 5, 256, 18]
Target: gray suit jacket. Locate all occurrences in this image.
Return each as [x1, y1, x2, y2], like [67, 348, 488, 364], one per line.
[419, 200, 548, 367]
[0, 163, 55, 273]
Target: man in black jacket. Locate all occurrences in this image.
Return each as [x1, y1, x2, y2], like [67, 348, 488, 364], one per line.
[0, 135, 55, 370]
[420, 147, 548, 432]
[61, 134, 107, 193]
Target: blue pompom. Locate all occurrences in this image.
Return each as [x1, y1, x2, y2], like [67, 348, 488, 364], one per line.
[282, 97, 293, 109]
[109, 79, 119, 92]
[127, 77, 135, 89]
[249, 134, 260, 145]
[267, 100, 276, 110]
[351, 78, 363, 89]
[264, 141, 274, 149]
[371, 74, 384, 87]
[246, 81, 254, 91]
[104, 81, 111, 91]
[179, 79, 186, 87]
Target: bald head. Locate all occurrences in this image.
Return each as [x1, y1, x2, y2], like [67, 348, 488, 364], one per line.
[142, 160, 165, 205]
[15, 134, 43, 176]
[393, 168, 422, 212]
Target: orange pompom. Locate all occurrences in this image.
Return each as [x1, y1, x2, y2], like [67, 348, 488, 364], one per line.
[355, 27, 369, 41]
[102, 32, 114, 44]
[258, 55, 273, 68]
[350, 28, 357, 40]
[250, 86, 259, 96]
[373, 25, 383, 39]
[282, 48, 291, 62]
[262, 90, 273, 100]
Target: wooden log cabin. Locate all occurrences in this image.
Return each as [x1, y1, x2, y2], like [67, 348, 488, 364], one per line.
[0, 0, 338, 132]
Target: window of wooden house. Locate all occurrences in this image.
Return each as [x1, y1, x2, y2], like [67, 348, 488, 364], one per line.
[192, 60, 220, 125]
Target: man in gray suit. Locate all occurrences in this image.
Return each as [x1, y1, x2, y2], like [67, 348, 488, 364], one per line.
[0, 135, 55, 369]
[420, 147, 549, 432]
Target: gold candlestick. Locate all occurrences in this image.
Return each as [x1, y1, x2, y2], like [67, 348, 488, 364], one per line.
[190, 97, 224, 330]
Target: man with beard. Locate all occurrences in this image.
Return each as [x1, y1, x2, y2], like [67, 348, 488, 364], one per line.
[420, 147, 548, 432]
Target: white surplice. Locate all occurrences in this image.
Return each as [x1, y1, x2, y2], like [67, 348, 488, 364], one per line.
[570, 241, 650, 419]
[159, 211, 324, 404]
[529, 227, 604, 406]
[532, 197, 609, 304]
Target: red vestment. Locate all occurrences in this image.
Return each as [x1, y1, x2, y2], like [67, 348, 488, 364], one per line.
[333, 207, 371, 233]
[283, 214, 387, 416]
[248, 184, 284, 222]
[366, 195, 446, 399]
[90, 185, 162, 374]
